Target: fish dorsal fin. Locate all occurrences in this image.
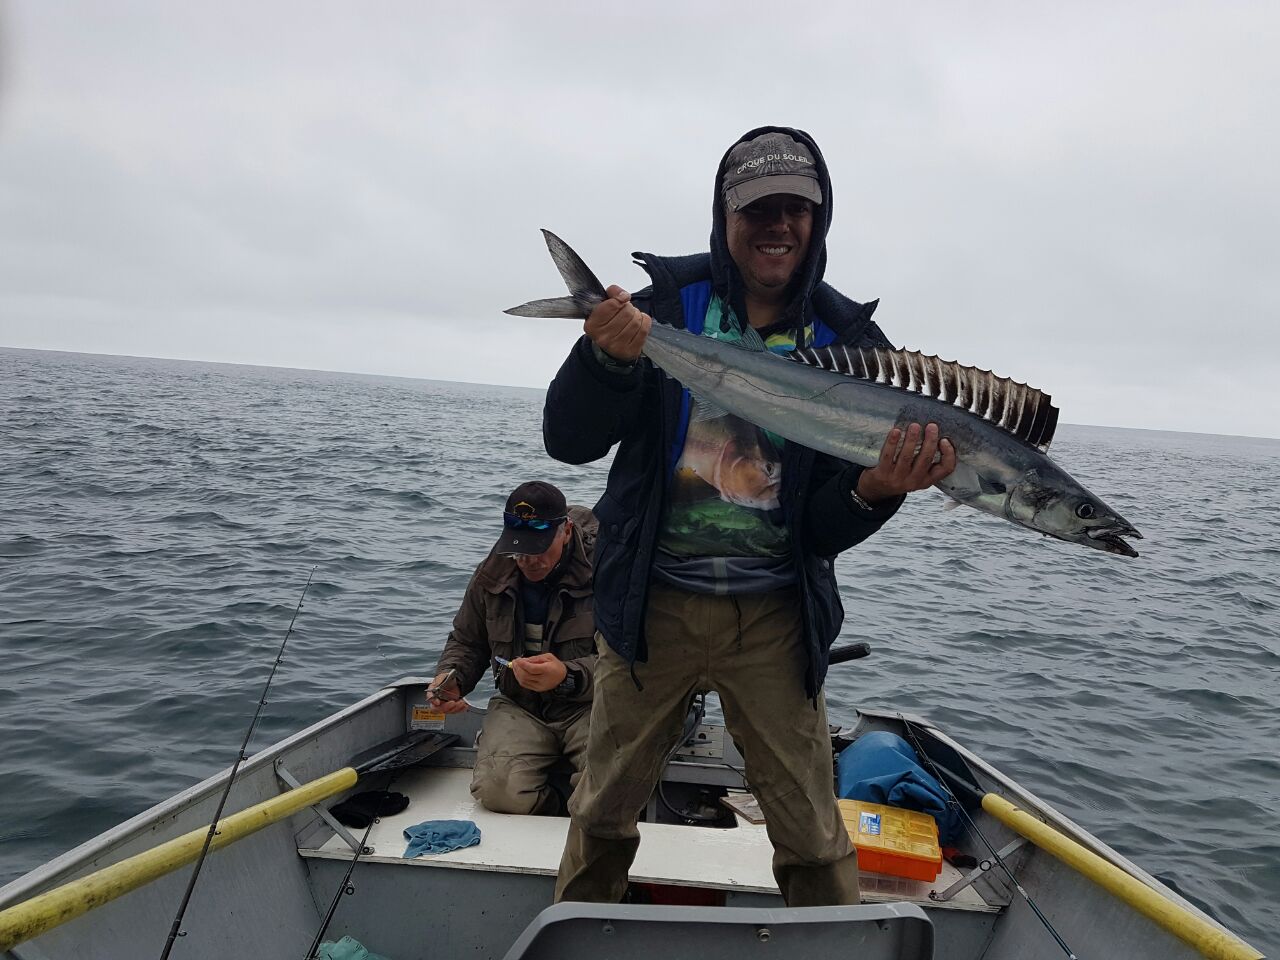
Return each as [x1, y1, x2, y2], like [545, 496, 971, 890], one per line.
[789, 345, 1060, 451]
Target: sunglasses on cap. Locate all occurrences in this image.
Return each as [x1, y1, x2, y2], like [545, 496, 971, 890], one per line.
[502, 511, 566, 531]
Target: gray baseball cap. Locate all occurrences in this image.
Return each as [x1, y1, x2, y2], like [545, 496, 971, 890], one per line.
[721, 132, 823, 212]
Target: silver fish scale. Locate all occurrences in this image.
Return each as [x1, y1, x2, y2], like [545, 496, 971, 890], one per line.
[790, 346, 1060, 451]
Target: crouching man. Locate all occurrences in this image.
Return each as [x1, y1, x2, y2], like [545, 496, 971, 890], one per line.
[427, 481, 596, 816]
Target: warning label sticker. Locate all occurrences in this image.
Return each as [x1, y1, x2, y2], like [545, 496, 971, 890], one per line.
[411, 705, 446, 730]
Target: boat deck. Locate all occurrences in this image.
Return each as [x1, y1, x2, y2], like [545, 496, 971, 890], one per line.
[298, 765, 995, 913]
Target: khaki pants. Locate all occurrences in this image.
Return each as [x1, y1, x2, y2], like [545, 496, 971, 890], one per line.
[554, 583, 858, 906]
[471, 694, 591, 816]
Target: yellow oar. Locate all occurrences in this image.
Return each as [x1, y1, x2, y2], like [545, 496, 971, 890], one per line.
[917, 733, 1262, 960]
[0, 723, 456, 953]
[0, 767, 357, 952]
[979, 792, 1262, 960]
[0, 722, 458, 954]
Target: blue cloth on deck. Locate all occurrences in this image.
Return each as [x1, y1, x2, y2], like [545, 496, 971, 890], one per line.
[317, 936, 390, 960]
[402, 819, 482, 858]
[836, 731, 963, 844]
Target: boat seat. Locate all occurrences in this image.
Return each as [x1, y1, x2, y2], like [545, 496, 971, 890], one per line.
[301, 765, 995, 914]
[502, 901, 934, 960]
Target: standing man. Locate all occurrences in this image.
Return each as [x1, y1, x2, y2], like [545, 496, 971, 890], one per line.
[543, 127, 956, 904]
[428, 481, 598, 816]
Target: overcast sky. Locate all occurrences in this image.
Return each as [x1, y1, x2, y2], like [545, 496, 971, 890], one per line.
[1, 1, 1276, 437]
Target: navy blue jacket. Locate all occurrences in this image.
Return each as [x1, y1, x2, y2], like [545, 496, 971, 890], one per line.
[542, 126, 904, 697]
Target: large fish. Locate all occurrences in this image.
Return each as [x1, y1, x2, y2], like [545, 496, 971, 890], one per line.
[508, 230, 1142, 557]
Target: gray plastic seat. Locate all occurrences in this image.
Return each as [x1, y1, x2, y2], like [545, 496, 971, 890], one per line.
[503, 901, 934, 960]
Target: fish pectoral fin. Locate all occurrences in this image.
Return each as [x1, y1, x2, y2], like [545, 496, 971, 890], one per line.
[941, 497, 965, 512]
[689, 395, 731, 422]
[977, 476, 1007, 496]
[504, 296, 587, 319]
[737, 325, 768, 352]
[939, 464, 1008, 504]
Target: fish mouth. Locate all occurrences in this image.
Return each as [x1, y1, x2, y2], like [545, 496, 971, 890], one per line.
[1087, 524, 1143, 558]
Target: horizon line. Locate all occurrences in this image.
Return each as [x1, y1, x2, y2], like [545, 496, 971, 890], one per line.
[4, 343, 1276, 444]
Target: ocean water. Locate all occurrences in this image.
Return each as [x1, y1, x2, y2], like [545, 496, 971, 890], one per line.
[1, 346, 1277, 953]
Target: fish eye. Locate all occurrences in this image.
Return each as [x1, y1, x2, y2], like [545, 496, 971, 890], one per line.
[1075, 502, 1096, 519]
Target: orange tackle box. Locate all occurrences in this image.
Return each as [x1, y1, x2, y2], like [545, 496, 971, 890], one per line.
[838, 798, 942, 882]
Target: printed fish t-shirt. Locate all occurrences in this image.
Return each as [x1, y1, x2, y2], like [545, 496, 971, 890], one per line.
[654, 295, 819, 592]
[658, 395, 787, 558]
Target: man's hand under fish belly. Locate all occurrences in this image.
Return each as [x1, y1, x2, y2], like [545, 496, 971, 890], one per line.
[857, 422, 958, 503]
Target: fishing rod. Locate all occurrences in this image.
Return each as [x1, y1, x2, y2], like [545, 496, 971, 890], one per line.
[158, 568, 317, 960]
[301, 770, 394, 959]
[898, 714, 1078, 960]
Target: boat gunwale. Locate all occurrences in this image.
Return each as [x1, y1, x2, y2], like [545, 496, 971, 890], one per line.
[0, 680, 415, 908]
[1, 683, 1258, 958]
[854, 708, 1244, 943]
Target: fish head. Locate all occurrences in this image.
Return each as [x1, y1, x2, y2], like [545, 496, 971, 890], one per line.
[1006, 468, 1143, 558]
[717, 451, 782, 510]
[687, 413, 783, 510]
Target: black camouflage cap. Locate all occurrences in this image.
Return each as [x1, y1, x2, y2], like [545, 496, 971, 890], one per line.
[721, 131, 823, 212]
[495, 481, 567, 556]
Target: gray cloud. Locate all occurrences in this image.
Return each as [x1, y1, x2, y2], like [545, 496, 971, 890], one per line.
[2, 0, 1276, 436]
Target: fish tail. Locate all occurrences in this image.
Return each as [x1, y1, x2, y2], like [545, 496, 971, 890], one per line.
[503, 296, 585, 318]
[503, 229, 610, 319]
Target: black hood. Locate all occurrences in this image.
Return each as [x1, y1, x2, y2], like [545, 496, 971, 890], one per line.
[710, 125, 833, 336]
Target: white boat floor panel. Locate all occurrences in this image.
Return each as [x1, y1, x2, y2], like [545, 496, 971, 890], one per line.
[300, 766, 992, 912]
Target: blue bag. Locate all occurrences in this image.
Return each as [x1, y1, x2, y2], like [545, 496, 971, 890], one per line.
[836, 731, 963, 844]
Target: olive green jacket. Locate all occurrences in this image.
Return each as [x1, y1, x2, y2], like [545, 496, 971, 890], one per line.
[435, 505, 597, 723]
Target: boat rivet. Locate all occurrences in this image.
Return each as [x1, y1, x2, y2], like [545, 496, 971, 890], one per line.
[602, 922, 614, 935]
[756, 927, 771, 942]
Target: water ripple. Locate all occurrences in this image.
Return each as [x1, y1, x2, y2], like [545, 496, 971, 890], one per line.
[1, 347, 1277, 954]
